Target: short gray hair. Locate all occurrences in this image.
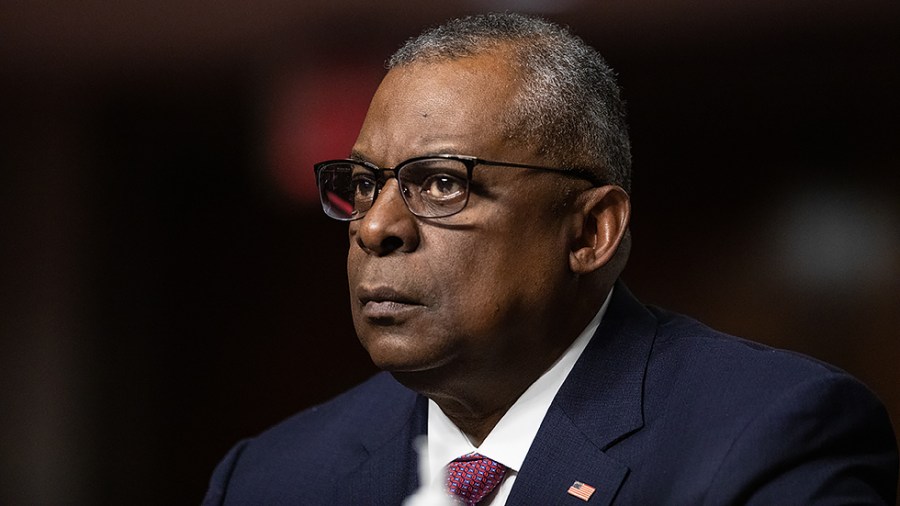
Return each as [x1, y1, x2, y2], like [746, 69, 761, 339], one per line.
[388, 12, 632, 192]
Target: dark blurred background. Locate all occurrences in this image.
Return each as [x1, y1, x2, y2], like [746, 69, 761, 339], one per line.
[1, 0, 898, 504]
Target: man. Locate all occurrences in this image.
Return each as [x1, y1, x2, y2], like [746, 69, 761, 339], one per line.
[203, 13, 898, 505]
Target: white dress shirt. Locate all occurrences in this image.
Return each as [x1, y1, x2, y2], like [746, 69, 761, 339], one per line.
[423, 289, 613, 505]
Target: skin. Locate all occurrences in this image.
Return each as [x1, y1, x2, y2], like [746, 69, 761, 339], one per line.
[346, 48, 630, 444]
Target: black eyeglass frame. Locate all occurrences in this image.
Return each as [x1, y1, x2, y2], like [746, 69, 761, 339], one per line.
[313, 154, 609, 221]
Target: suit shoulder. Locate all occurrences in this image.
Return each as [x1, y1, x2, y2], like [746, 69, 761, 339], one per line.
[614, 306, 897, 504]
[205, 372, 420, 504]
[640, 305, 892, 443]
[253, 372, 416, 449]
[647, 305, 852, 386]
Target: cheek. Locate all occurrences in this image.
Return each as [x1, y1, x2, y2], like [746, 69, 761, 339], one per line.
[346, 242, 361, 285]
[427, 232, 551, 324]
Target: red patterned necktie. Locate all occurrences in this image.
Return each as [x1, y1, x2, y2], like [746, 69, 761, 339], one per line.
[445, 452, 508, 505]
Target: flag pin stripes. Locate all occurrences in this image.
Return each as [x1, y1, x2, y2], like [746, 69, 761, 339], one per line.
[567, 481, 596, 501]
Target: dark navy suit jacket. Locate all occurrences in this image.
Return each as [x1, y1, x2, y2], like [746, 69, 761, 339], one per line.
[203, 285, 898, 505]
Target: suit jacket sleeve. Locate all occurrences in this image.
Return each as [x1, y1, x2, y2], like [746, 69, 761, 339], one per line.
[704, 373, 898, 505]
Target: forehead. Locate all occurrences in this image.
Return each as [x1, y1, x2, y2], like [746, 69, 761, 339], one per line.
[352, 50, 530, 165]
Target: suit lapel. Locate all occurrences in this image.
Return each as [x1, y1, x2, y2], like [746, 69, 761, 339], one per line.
[508, 283, 658, 504]
[508, 410, 630, 505]
[340, 386, 429, 505]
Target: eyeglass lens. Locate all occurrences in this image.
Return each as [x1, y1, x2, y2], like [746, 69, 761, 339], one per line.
[317, 158, 471, 220]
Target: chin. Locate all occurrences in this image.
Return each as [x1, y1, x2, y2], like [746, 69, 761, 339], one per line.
[356, 322, 460, 376]
[362, 338, 454, 377]
[388, 367, 465, 400]
[362, 337, 432, 371]
[366, 349, 439, 373]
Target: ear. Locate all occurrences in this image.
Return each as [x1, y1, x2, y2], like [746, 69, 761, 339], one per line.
[568, 185, 630, 275]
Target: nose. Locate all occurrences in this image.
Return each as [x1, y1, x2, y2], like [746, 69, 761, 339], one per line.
[352, 178, 420, 256]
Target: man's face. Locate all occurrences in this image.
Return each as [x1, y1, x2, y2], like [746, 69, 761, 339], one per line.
[347, 52, 582, 381]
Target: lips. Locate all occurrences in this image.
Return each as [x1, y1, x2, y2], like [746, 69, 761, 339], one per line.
[356, 286, 424, 320]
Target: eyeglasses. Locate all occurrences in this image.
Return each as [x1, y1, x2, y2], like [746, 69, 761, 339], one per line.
[313, 154, 606, 221]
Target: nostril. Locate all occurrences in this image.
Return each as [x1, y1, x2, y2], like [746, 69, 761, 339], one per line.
[380, 236, 404, 255]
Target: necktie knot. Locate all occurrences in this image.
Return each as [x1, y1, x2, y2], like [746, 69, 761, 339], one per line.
[445, 453, 508, 505]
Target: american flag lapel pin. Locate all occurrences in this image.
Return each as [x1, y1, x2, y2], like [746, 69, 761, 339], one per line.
[567, 481, 596, 501]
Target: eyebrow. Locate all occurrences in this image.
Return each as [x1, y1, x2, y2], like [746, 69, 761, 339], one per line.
[347, 149, 467, 167]
[348, 150, 372, 163]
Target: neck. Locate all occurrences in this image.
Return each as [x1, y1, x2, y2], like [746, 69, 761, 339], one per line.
[395, 363, 539, 445]
[395, 281, 615, 445]
[393, 311, 585, 445]
[432, 395, 514, 447]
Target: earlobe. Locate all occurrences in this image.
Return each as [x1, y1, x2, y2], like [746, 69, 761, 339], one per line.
[568, 186, 630, 275]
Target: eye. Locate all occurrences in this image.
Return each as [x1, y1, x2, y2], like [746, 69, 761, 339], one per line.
[421, 173, 466, 201]
[351, 174, 377, 201]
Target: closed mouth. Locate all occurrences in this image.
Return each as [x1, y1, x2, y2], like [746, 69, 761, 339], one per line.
[356, 286, 424, 320]
[357, 286, 420, 306]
